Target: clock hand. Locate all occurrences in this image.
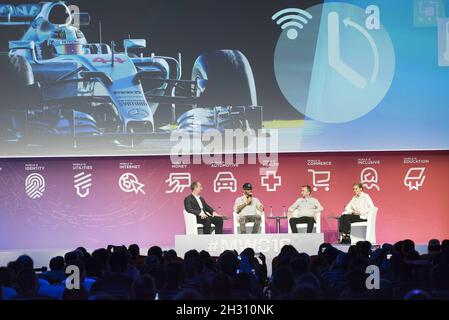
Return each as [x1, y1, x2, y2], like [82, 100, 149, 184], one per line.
[328, 12, 341, 66]
[327, 11, 367, 89]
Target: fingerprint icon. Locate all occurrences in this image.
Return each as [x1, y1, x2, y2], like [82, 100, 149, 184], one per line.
[25, 173, 45, 199]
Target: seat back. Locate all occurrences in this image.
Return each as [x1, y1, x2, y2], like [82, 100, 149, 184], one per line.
[183, 210, 216, 234]
[350, 207, 378, 244]
[183, 210, 199, 235]
[366, 207, 378, 243]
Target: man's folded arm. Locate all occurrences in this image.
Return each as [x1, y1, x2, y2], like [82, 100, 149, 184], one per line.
[343, 199, 353, 214]
[234, 198, 245, 214]
[288, 199, 299, 213]
[315, 199, 324, 212]
[359, 195, 375, 216]
[202, 198, 215, 215]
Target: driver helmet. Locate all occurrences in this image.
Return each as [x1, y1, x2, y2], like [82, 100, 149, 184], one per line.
[48, 25, 87, 55]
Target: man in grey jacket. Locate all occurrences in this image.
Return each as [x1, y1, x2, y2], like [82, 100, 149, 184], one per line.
[234, 183, 264, 234]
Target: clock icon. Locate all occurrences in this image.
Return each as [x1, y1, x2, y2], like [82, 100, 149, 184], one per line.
[327, 11, 381, 90]
[328, 11, 367, 89]
[274, 2, 395, 123]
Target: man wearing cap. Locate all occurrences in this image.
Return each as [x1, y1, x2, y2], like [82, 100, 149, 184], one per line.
[234, 183, 264, 234]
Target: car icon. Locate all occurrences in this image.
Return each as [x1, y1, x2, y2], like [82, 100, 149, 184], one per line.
[214, 172, 237, 193]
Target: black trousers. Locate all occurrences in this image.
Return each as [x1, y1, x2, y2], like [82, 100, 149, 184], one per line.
[339, 214, 366, 234]
[197, 215, 223, 234]
[289, 217, 315, 233]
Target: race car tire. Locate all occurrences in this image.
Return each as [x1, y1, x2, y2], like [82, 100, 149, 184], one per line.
[178, 50, 259, 133]
[191, 50, 257, 107]
[0, 54, 36, 108]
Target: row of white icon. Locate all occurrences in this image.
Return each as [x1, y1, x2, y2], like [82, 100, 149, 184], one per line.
[24, 172, 145, 199]
[166, 167, 426, 193]
[22, 167, 427, 199]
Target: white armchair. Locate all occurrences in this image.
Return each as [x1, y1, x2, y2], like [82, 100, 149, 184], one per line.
[287, 211, 321, 233]
[183, 210, 215, 235]
[350, 207, 378, 244]
[233, 211, 265, 234]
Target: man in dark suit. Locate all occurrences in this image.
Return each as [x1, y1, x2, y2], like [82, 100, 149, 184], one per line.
[184, 181, 224, 234]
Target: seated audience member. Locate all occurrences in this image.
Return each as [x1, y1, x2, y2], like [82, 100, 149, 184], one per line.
[211, 273, 233, 300]
[421, 239, 441, 261]
[40, 256, 66, 284]
[128, 244, 145, 268]
[183, 250, 204, 290]
[158, 262, 185, 300]
[290, 256, 309, 280]
[64, 250, 83, 266]
[12, 269, 53, 300]
[147, 246, 164, 263]
[131, 275, 156, 300]
[339, 257, 370, 300]
[91, 248, 110, 269]
[85, 256, 104, 281]
[15, 255, 50, 288]
[402, 239, 416, 256]
[0, 267, 17, 300]
[430, 263, 449, 299]
[90, 251, 133, 299]
[142, 256, 165, 292]
[1, 238, 449, 301]
[240, 248, 268, 286]
[441, 240, 449, 252]
[270, 267, 294, 299]
[218, 251, 239, 279]
[15, 255, 34, 272]
[40, 259, 86, 300]
[76, 247, 91, 261]
[164, 249, 181, 264]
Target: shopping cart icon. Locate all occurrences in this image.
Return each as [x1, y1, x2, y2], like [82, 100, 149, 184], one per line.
[308, 169, 331, 191]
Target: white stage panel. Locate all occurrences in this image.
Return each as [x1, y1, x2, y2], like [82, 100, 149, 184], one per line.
[175, 233, 325, 276]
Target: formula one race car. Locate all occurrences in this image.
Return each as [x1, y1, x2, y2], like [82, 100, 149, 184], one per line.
[0, 1, 262, 151]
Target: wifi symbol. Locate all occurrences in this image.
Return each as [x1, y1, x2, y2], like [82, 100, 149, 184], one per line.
[272, 8, 313, 40]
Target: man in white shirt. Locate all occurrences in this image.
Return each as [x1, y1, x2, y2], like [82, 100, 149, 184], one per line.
[287, 185, 323, 233]
[234, 183, 264, 234]
[339, 182, 375, 244]
[184, 181, 224, 234]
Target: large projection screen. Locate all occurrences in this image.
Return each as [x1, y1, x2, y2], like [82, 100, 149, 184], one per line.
[0, 0, 448, 158]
